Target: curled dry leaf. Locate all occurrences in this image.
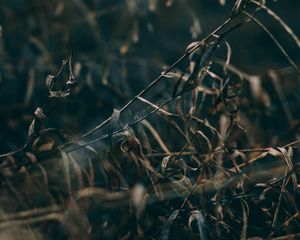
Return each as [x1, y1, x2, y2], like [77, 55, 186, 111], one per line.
[45, 75, 55, 90]
[186, 41, 202, 54]
[120, 127, 140, 153]
[188, 210, 207, 240]
[25, 152, 37, 164]
[37, 140, 55, 153]
[49, 89, 71, 98]
[224, 41, 232, 73]
[34, 107, 47, 121]
[66, 77, 77, 86]
[27, 119, 38, 138]
[193, 130, 213, 154]
[161, 156, 174, 176]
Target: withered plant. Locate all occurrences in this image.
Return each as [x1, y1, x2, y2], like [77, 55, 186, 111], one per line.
[0, 1, 299, 239]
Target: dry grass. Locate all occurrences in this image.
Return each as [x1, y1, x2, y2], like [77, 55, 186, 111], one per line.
[0, 0, 300, 239]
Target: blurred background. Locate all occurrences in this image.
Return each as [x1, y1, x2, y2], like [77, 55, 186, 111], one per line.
[0, 0, 299, 153]
[0, 1, 300, 239]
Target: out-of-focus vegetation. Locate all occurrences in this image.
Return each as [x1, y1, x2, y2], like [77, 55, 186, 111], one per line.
[0, 0, 300, 239]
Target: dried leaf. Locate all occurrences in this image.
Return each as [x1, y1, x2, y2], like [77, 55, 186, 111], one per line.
[25, 152, 36, 164]
[66, 54, 77, 86]
[49, 90, 70, 98]
[142, 120, 170, 154]
[46, 75, 55, 90]
[231, 0, 243, 17]
[224, 41, 232, 73]
[188, 210, 207, 240]
[137, 96, 173, 117]
[34, 107, 47, 121]
[24, 68, 35, 105]
[60, 150, 72, 196]
[109, 109, 121, 147]
[186, 41, 202, 54]
[120, 127, 140, 153]
[276, 147, 297, 191]
[161, 156, 173, 176]
[66, 78, 77, 86]
[27, 119, 37, 138]
[38, 141, 55, 152]
[194, 130, 213, 153]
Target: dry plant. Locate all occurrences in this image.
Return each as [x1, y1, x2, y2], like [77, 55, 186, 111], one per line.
[0, 0, 299, 239]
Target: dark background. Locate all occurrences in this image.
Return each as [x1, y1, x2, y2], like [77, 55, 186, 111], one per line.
[0, 0, 299, 153]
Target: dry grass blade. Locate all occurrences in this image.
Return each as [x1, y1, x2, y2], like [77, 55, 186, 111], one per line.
[252, 0, 300, 49]
[276, 147, 297, 191]
[68, 154, 85, 189]
[159, 209, 180, 240]
[0, 1, 299, 239]
[268, 70, 294, 126]
[231, 0, 243, 17]
[161, 156, 173, 176]
[0, 213, 64, 230]
[137, 96, 174, 117]
[242, 10, 300, 74]
[224, 41, 232, 74]
[188, 210, 207, 240]
[271, 233, 300, 240]
[24, 68, 35, 106]
[0, 205, 62, 223]
[141, 120, 170, 154]
[73, 10, 245, 142]
[240, 200, 249, 240]
[60, 149, 72, 196]
[109, 108, 121, 147]
[271, 168, 289, 229]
